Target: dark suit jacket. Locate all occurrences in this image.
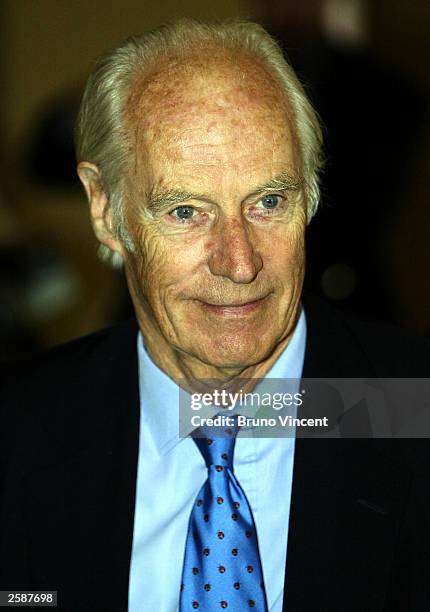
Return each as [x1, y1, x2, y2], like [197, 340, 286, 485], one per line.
[1, 295, 430, 611]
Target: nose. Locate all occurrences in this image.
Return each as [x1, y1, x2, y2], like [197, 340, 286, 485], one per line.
[208, 217, 263, 284]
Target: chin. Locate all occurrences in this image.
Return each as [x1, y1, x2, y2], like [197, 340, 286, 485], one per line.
[192, 333, 276, 370]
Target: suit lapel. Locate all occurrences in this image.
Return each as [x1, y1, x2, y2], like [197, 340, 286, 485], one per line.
[283, 295, 408, 611]
[23, 320, 140, 611]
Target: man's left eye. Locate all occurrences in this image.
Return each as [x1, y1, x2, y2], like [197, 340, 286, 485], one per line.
[259, 195, 282, 209]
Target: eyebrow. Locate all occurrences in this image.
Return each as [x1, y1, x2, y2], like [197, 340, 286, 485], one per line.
[145, 171, 302, 216]
[248, 171, 303, 197]
[146, 188, 206, 216]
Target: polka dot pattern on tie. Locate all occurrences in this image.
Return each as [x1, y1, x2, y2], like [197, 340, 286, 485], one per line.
[179, 418, 268, 611]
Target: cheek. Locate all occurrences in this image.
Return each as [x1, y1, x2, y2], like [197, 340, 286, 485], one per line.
[133, 224, 208, 299]
[286, 224, 306, 265]
[135, 231, 167, 293]
[260, 220, 305, 273]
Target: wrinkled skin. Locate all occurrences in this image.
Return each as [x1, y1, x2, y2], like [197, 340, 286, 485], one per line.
[80, 51, 307, 388]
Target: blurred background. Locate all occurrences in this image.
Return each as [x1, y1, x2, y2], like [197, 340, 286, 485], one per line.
[0, 0, 429, 364]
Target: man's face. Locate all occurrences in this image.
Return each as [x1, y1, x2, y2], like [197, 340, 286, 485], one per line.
[122, 55, 306, 369]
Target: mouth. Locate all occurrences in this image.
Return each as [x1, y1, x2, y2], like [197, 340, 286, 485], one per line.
[199, 295, 269, 316]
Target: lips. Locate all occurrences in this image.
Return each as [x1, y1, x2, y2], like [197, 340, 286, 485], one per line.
[199, 295, 268, 316]
[204, 298, 263, 307]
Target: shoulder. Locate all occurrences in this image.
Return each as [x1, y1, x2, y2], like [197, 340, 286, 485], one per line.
[344, 315, 430, 377]
[2, 317, 138, 393]
[0, 319, 139, 394]
[302, 293, 430, 377]
[0, 318, 139, 459]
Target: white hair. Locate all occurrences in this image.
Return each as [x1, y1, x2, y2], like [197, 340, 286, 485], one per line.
[75, 18, 324, 267]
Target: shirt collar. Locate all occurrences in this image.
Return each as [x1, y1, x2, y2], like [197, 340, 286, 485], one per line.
[138, 305, 307, 455]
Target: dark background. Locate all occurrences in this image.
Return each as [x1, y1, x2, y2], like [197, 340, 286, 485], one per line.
[0, 0, 429, 363]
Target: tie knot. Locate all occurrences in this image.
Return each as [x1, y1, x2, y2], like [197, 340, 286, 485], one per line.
[193, 417, 239, 469]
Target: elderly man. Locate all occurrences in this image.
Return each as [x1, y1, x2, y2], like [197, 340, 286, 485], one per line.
[1, 19, 430, 612]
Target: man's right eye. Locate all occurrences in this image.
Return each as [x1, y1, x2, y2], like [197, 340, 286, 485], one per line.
[171, 206, 196, 221]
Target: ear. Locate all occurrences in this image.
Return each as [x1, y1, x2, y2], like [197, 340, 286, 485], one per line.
[77, 161, 124, 257]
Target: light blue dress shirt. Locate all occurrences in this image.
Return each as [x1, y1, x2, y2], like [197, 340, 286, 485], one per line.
[128, 308, 306, 612]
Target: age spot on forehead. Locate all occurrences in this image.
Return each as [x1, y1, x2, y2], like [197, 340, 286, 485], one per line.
[124, 48, 300, 183]
[127, 48, 293, 129]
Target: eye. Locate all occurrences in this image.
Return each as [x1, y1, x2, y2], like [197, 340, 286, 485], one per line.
[171, 205, 196, 221]
[259, 194, 282, 209]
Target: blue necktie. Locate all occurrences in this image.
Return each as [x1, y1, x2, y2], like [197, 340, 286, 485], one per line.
[179, 419, 269, 610]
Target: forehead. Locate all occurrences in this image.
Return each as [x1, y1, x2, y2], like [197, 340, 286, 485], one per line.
[126, 50, 299, 189]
